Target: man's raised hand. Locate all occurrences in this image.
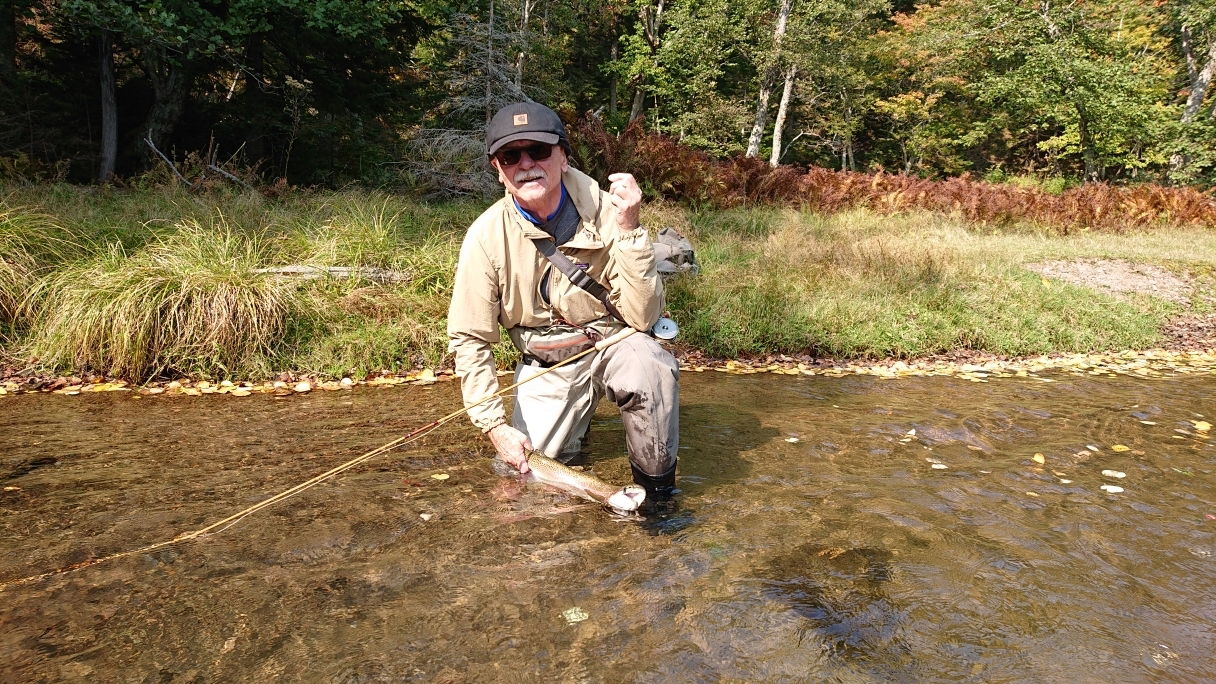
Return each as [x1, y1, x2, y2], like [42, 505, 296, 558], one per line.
[607, 173, 642, 232]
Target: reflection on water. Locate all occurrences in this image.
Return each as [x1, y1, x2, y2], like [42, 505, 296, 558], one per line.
[1, 371, 1214, 681]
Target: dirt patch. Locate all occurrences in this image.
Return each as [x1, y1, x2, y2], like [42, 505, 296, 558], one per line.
[1025, 259, 1193, 305]
[1025, 258, 1216, 350]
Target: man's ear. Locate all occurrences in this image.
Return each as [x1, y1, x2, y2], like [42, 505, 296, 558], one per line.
[491, 158, 507, 184]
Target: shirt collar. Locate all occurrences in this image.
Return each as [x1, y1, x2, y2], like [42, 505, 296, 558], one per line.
[513, 184, 568, 225]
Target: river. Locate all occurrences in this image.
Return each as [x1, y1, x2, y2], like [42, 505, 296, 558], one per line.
[1, 371, 1213, 681]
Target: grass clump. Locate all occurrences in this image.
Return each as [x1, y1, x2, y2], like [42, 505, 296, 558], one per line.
[28, 218, 298, 380]
[0, 204, 87, 337]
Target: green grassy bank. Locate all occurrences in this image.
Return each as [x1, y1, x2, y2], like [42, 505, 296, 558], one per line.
[2, 184, 1213, 382]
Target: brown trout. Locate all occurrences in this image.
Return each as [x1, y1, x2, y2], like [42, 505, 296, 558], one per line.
[525, 450, 646, 513]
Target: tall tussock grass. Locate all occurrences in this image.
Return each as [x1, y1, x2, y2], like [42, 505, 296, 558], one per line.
[29, 220, 298, 380]
[0, 204, 86, 335]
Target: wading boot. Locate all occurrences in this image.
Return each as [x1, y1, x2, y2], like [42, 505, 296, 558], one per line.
[631, 464, 693, 534]
[631, 464, 677, 510]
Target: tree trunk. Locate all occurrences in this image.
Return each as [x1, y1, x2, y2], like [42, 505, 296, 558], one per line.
[98, 30, 117, 182]
[746, 83, 773, 159]
[514, 0, 533, 90]
[0, 0, 15, 85]
[768, 64, 796, 166]
[1183, 34, 1216, 124]
[142, 48, 189, 152]
[485, 0, 495, 124]
[628, 0, 664, 124]
[629, 87, 645, 122]
[609, 40, 618, 116]
[746, 0, 793, 158]
[1075, 101, 1098, 181]
[242, 33, 266, 164]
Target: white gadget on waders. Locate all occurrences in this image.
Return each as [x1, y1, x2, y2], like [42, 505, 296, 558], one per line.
[651, 316, 679, 340]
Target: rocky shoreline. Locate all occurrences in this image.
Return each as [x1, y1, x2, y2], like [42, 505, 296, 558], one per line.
[3, 341, 1213, 399]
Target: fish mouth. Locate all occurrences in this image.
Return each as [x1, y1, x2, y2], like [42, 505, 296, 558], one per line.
[606, 485, 646, 512]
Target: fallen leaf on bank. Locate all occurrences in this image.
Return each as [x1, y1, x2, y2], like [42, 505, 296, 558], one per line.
[231, 389, 252, 397]
[1101, 470, 1126, 478]
[293, 381, 312, 393]
[415, 369, 438, 384]
[431, 473, 450, 480]
[1111, 444, 1131, 452]
[562, 607, 589, 624]
[1032, 453, 1046, 464]
[1194, 421, 1211, 434]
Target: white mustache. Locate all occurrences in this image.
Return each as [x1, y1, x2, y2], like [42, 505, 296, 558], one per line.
[513, 169, 546, 184]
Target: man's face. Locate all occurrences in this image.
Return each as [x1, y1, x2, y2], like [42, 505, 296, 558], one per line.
[491, 139, 568, 212]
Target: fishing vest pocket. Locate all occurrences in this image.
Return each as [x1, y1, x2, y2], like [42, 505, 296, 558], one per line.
[512, 324, 596, 367]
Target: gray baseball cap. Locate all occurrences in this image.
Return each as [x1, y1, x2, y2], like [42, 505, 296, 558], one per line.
[486, 102, 568, 155]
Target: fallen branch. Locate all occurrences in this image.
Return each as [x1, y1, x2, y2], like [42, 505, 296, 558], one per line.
[208, 164, 256, 191]
[253, 264, 413, 284]
[144, 134, 193, 187]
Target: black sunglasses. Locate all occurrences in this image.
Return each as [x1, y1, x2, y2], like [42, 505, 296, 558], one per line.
[493, 142, 554, 166]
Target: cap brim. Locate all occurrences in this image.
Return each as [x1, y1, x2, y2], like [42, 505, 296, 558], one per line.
[488, 131, 560, 155]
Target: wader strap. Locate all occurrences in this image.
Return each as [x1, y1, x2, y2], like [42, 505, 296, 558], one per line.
[531, 238, 628, 323]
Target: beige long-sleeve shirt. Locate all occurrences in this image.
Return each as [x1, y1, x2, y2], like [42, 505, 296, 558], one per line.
[446, 166, 664, 432]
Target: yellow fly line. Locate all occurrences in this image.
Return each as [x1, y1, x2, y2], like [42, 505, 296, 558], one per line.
[0, 327, 639, 591]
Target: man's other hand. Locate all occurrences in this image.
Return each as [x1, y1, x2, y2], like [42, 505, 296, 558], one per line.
[488, 424, 533, 474]
[607, 173, 642, 232]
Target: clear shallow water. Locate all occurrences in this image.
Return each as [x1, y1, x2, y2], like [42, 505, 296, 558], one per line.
[1, 372, 1213, 682]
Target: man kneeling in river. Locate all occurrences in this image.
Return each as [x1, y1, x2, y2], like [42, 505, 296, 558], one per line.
[446, 101, 679, 503]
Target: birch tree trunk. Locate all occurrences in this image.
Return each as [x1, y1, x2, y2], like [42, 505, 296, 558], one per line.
[1183, 32, 1216, 123]
[746, 0, 793, 158]
[514, 0, 535, 91]
[98, 30, 117, 182]
[768, 64, 796, 166]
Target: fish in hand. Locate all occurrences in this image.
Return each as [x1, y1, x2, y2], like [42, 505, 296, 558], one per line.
[525, 450, 646, 514]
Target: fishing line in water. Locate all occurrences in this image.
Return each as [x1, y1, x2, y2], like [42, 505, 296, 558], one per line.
[0, 328, 638, 591]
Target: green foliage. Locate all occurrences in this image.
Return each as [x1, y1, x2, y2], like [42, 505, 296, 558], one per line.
[5, 0, 1216, 189]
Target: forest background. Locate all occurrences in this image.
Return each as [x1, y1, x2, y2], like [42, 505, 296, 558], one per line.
[2, 0, 1216, 386]
[5, 0, 1216, 192]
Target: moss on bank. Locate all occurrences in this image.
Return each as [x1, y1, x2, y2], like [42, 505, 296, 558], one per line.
[2, 185, 1213, 382]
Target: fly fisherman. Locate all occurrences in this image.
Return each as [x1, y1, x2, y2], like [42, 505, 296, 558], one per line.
[447, 101, 680, 504]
